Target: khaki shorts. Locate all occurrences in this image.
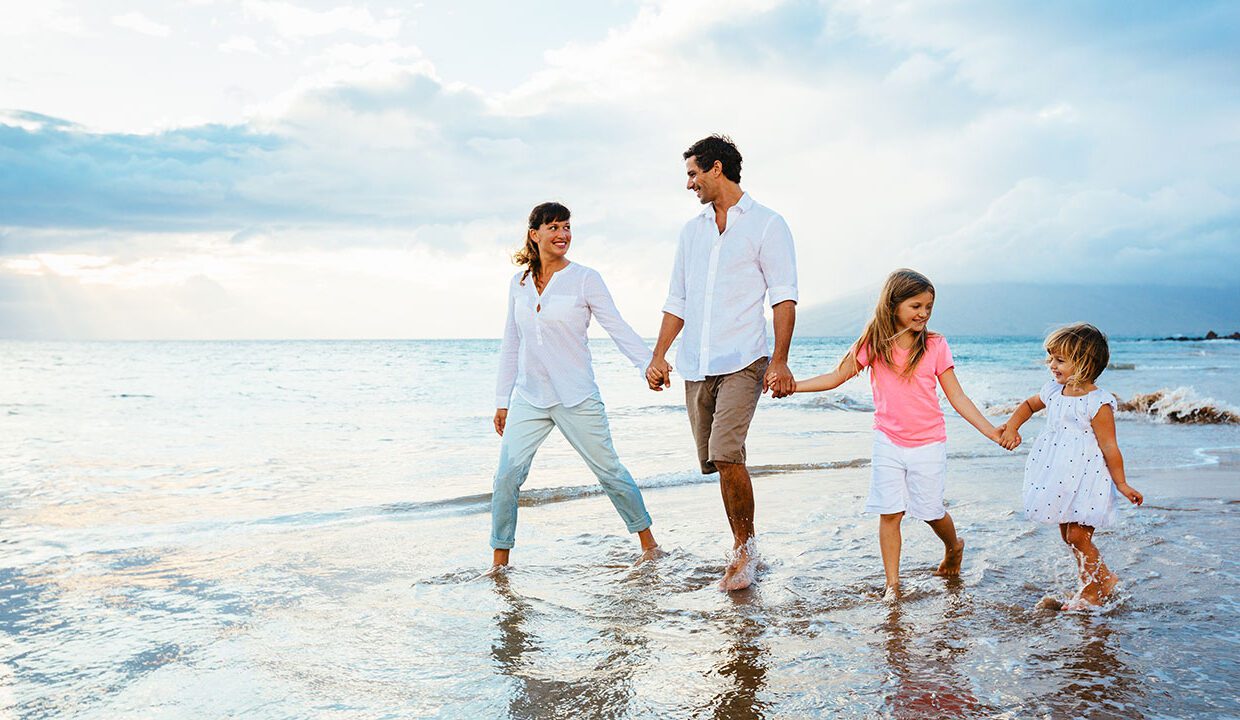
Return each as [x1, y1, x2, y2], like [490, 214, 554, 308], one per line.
[684, 357, 768, 474]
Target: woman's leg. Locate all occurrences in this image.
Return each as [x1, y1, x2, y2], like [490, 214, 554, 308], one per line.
[489, 398, 556, 565]
[552, 395, 656, 551]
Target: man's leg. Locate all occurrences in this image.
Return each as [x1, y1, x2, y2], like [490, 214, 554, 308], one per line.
[708, 358, 767, 591]
[716, 460, 757, 590]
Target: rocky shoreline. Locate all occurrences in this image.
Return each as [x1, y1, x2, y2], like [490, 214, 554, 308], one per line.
[1158, 330, 1240, 341]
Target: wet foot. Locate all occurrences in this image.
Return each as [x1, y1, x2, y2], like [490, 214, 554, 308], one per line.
[635, 545, 668, 566]
[1078, 571, 1120, 606]
[934, 538, 965, 577]
[718, 551, 755, 592]
[1036, 595, 1065, 611]
[479, 564, 508, 580]
[883, 584, 902, 603]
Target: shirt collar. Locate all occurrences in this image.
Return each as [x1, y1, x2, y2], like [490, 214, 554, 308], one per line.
[699, 191, 754, 217]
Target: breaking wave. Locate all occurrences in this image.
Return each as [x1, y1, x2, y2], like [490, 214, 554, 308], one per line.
[1118, 387, 1240, 424]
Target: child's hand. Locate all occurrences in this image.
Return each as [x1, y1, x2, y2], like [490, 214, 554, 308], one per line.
[1117, 483, 1143, 506]
[997, 423, 1022, 450]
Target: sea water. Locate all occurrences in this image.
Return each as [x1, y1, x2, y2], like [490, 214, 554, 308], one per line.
[2, 337, 1238, 717]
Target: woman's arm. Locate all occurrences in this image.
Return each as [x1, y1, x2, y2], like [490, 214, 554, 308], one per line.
[494, 281, 520, 435]
[795, 351, 861, 393]
[1091, 404, 1143, 505]
[938, 368, 1000, 442]
[584, 269, 651, 371]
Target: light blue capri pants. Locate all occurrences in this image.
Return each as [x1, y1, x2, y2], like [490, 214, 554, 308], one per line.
[490, 392, 652, 550]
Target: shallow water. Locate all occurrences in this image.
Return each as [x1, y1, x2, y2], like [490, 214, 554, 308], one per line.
[3, 338, 1239, 717]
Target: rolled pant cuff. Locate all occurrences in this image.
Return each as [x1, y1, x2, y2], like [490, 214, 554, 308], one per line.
[490, 537, 515, 550]
[625, 514, 653, 534]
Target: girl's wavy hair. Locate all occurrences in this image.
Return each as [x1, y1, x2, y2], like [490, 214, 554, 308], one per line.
[514, 202, 570, 285]
[849, 269, 938, 378]
[1044, 322, 1109, 385]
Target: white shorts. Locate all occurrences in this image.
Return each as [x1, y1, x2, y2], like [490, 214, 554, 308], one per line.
[865, 431, 947, 521]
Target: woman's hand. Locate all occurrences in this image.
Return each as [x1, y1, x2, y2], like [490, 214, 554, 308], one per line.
[493, 408, 508, 437]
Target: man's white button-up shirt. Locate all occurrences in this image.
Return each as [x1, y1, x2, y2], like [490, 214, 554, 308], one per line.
[662, 193, 798, 382]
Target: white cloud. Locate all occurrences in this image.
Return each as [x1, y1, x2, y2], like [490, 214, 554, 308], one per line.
[241, 1, 402, 40]
[112, 12, 172, 38]
[219, 35, 261, 54]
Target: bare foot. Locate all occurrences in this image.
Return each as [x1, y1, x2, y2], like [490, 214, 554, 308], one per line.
[635, 545, 668, 566]
[1078, 570, 1120, 606]
[480, 564, 508, 579]
[1036, 595, 1065, 611]
[883, 584, 902, 603]
[934, 537, 965, 577]
[718, 544, 756, 592]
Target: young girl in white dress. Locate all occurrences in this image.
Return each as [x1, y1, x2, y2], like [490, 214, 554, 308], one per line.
[998, 323, 1144, 609]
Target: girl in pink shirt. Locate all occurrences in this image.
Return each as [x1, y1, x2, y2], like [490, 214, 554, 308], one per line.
[795, 269, 1002, 599]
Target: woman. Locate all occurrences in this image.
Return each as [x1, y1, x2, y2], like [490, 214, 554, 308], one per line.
[489, 201, 660, 571]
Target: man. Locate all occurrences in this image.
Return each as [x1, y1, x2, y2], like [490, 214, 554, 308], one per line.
[647, 134, 798, 591]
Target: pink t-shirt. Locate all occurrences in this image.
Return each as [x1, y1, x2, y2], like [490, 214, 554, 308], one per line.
[855, 335, 954, 447]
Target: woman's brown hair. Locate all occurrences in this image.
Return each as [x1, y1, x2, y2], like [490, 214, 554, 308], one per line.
[515, 202, 570, 285]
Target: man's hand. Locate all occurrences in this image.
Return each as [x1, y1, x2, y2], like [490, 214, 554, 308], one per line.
[646, 356, 672, 391]
[763, 360, 795, 398]
[493, 408, 508, 437]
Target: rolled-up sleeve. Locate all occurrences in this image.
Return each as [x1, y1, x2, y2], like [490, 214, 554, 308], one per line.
[661, 226, 689, 319]
[759, 214, 798, 306]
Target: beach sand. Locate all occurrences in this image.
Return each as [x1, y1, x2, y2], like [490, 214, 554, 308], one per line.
[393, 450, 1239, 718]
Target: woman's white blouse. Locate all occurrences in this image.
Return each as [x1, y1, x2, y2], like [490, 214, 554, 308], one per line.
[496, 262, 651, 409]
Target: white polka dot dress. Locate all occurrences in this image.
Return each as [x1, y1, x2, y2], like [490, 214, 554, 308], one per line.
[1023, 380, 1121, 528]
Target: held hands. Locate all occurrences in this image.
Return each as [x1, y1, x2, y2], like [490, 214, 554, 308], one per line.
[1116, 482, 1144, 506]
[764, 360, 795, 399]
[493, 408, 508, 437]
[646, 356, 673, 391]
[996, 422, 1022, 450]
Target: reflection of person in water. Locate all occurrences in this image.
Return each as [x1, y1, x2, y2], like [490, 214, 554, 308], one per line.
[879, 601, 991, 718]
[490, 575, 652, 719]
[1034, 620, 1146, 719]
[706, 598, 770, 718]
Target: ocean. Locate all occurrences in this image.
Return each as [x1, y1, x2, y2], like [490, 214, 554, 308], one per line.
[2, 337, 1238, 718]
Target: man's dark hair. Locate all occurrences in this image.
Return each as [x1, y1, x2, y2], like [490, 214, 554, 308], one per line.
[683, 134, 742, 183]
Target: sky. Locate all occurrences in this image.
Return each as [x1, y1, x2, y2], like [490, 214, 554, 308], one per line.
[1, 0, 1238, 339]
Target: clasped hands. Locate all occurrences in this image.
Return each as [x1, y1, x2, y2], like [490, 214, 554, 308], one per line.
[644, 357, 796, 398]
[993, 422, 1021, 450]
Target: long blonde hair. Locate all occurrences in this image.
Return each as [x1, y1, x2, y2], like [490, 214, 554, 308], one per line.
[851, 269, 937, 378]
[514, 201, 570, 286]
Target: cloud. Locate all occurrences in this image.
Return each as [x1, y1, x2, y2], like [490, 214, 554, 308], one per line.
[2, 0, 1238, 338]
[112, 12, 171, 38]
[241, 1, 401, 40]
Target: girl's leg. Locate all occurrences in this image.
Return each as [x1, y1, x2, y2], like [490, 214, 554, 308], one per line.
[926, 512, 965, 576]
[879, 512, 905, 594]
[489, 399, 556, 566]
[1063, 522, 1118, 605]
[552, 395, 657, 554]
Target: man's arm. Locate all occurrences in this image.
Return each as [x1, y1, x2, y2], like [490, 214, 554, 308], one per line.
[764, 300, 796, 397]
[646, 312, 684, 391]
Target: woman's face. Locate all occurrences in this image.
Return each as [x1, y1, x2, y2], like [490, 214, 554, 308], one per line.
[530, 218, 571, 262]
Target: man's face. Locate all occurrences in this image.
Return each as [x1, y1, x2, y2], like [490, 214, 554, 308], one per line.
[685, 156, 719, 205]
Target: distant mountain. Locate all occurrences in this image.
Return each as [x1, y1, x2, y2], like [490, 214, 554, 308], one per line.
[796, 284, 1240, 338]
